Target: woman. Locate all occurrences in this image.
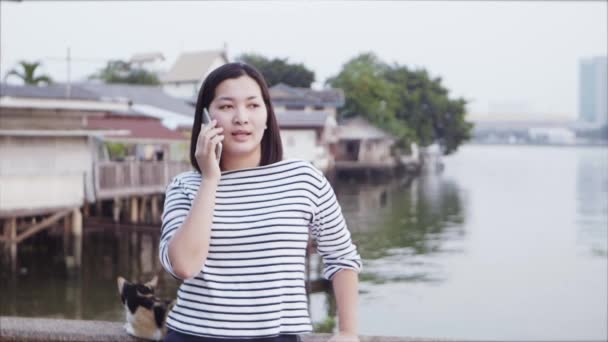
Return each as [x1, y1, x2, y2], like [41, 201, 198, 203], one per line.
[160, 63, 362, 342]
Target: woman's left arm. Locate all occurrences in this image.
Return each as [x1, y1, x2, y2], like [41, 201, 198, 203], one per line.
[309, 169, 362, 342]
[331, 269, 360, 342]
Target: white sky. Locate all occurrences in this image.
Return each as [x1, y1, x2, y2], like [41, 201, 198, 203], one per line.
[1, 1, 606, 119]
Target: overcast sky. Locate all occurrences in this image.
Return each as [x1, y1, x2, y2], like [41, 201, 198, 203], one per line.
[1, 1, 606, 119]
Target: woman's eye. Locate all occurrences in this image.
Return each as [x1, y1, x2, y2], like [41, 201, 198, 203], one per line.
[219, 105, 232, 110]
[248, 103, 260, 108]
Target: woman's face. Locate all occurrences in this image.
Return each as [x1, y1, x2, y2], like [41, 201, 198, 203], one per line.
[208, 75, 268, 158]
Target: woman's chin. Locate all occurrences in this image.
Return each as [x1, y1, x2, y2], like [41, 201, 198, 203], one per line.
[222, 145, 259, 157]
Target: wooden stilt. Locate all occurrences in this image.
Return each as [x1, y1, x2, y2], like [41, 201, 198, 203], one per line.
[151, 196, 160, 224]
[63, 214, 71, 255]
[8, 218, 17, 272]
[72, 209, 82, 268]
[72, 235, 82, 269]
[130, 197, 139, 224]
[14, 210, 71, 244]
[136, 231, 143, 272]
[112, 197, 121, 223]
[72, 208, 82, 237]
[152, 235, 159, 269]
[130, 231, 138, 272]
[139, 196, 147, 223]
[83, 203, 90, 218]
[95, 200, 103, 217]
[2, 219, 9, 242]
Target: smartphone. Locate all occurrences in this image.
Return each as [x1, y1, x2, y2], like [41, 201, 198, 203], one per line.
[203, 108, 222, 162]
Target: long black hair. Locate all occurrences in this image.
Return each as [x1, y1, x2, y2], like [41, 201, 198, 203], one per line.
[190, 62, 283, 173]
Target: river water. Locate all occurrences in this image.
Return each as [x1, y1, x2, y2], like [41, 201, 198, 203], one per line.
[1, 144, 606, 340]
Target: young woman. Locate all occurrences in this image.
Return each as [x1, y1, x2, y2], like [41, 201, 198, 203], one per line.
[159, 63, 362, 342]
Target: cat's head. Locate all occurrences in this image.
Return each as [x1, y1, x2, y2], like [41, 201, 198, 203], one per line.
[117, 275, 171, 340]
[117, 276, 158, 314]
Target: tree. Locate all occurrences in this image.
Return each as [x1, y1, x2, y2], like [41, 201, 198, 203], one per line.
[236, 53, 315, 88]
[5, 61, 53, 85]
[385, 65, 473, 154]
[325, 53, 415, 148]
[327, 52, 473, 155]
[89, 60, 160, 85]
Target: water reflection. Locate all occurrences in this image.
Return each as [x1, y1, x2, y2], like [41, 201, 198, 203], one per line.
[2, 146, 606, 340]
[576, 150, 608, 257]
[336, 173, 467, 284]
[0, 173, 466, 325]
[0, 229, 180, 321]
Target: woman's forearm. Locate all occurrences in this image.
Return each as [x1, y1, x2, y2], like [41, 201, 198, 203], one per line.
[332, 269, 359, 336]
[167, 178, 219, 279]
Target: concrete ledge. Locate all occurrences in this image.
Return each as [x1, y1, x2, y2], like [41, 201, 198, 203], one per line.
[0, 316, 444, 341]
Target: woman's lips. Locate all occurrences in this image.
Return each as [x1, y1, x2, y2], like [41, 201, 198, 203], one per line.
[231, 132, 251, 142]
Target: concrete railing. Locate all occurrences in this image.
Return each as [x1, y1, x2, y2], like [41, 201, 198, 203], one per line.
[0, 316, 447, 342]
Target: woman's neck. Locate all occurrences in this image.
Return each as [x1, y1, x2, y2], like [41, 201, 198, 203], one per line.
[220, 150, 262, 172]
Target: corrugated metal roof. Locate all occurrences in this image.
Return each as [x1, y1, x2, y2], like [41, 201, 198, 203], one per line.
[86, 114, 185, 141]
[0, 83, 99, 101]
[0, 129, 129, 137]
[76, 83, 194, 117]
[163, 50, 227, 83]
[1, 82, 194, 117]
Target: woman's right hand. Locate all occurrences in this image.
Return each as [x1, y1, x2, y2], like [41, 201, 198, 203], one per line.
[194, 119, 224, 182]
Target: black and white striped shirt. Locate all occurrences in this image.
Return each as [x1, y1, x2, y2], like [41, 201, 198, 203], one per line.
[159, 158, 362, 338]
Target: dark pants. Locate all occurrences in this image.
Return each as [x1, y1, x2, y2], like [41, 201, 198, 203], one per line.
[164, 328, 302, 342]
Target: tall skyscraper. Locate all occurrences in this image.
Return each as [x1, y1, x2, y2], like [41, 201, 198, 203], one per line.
[579, 56, 608, 127]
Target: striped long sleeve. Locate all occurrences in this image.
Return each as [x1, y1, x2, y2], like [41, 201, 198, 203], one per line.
[159, 176, 190, 280]
[310, 173, 362, 280]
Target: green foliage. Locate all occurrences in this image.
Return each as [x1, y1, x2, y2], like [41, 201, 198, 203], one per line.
[236, 53, 315, 88]
[89, 60, 160, 85]
[325, 53, 415, 150]
[327, 52, 473, 155]
[313, 316, 336, 333]
[5, 61, 53, 85]
[105, 142, 128, 160]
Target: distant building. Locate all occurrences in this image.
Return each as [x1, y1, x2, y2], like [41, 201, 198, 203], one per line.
[335, 117, 397, 166]
[162, 49, 228, 100]
[269, 83, 344, 119]
[528, 127, 576, 145]
[579, 56, 607, 127]
[129, 51, 166, 75]
[275, 110, 336, 172]
[0, 84, 190, 217]
[268, 83, 345, 171]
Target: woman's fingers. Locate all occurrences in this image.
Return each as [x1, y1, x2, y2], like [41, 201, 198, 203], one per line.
[208, 135, 225, 154]
[196, 120, 223, 159]
[201, 119, 221, 134]
[199, 125, 224, 145]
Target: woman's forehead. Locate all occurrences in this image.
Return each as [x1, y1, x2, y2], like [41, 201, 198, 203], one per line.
[214, 76, 262, 100]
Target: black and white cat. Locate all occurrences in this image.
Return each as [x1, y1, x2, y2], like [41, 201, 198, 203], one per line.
[117, 275, 175, 341]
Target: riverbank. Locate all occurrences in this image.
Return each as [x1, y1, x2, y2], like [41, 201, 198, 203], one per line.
[0, 316, 447, 342]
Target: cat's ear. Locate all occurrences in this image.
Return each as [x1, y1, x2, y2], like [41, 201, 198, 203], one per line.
[117, 276, 127, 304]
[153, 303, 166, 329]
[145, 275, 158, 289]
[117, 277, 127, 295]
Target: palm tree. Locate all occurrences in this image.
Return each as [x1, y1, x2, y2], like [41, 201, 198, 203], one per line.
[4, 61, 53, 85]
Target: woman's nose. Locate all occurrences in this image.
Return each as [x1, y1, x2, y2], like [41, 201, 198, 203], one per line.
[233, 106, 249, 124]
